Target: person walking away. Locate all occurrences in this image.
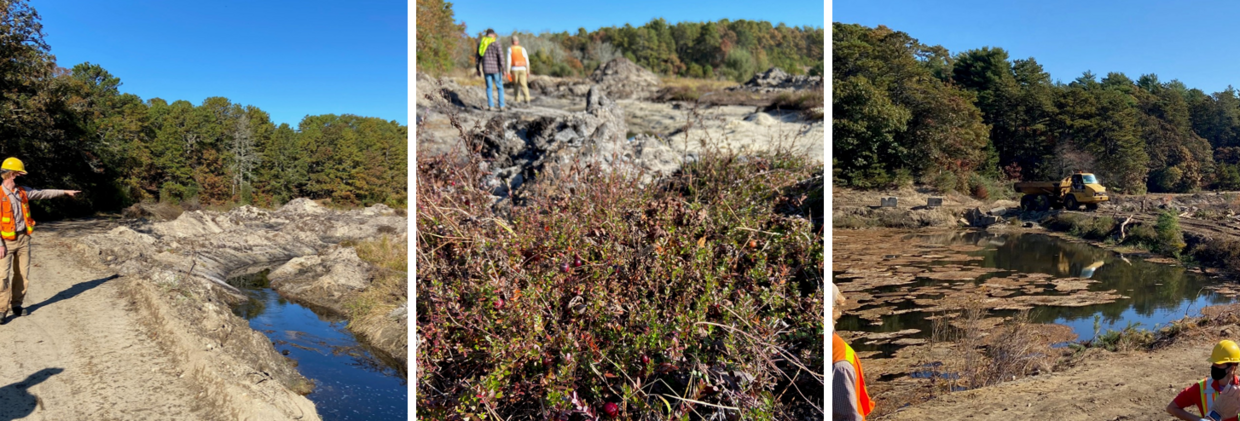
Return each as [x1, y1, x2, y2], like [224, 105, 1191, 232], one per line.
[832, 283, 874, 420]
[1168, 340, 1240, 421]
[476, 28, 506, 111]
[507, 35, 532, 105]
[0, 158, 80, 324]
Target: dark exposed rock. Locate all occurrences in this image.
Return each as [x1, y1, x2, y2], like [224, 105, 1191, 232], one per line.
[729, 67, 823, 93]
[475, 87, 682, 198]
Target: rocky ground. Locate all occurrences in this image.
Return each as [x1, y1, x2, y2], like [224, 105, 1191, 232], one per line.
[415, 58, 824, 167]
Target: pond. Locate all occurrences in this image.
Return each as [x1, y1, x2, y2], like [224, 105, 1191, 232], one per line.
[833, 230, 1232, 355]
[230, 269, 408, 421]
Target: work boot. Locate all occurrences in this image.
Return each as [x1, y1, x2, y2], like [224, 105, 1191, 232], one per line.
[0, 310, 8, 325]
[11, 305, 22, 317]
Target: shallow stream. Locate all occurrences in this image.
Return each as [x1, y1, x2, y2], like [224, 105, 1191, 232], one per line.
[229, 270, 408, 421]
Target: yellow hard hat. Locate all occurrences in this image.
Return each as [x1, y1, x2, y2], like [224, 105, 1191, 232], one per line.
[1, 158, 25, 174]
[1211, 340, 1240, 364]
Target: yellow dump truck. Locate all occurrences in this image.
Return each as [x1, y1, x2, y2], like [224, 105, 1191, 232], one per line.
[1013, 172, 1108, 211]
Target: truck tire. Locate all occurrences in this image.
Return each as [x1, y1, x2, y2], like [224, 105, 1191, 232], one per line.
[1020, 195, 1034, 211]
[1036, 194, 1051, 211]
[1065, 196, 1078, 211]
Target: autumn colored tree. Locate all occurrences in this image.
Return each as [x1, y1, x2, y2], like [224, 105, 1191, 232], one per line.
[416, 0, 465, 76]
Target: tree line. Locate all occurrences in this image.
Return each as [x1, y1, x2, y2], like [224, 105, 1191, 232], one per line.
[834, 22, 1240, 196]
[416, 0, 824, 82]
[0, 1, 406, 219]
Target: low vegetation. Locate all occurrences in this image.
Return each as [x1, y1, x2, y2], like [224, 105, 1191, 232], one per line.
[416, 144, 824, 419]
[1046, 210, 1186, 256]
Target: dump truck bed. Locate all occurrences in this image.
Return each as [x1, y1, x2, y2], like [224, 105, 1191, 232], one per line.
[1013, 180, 1070, 196]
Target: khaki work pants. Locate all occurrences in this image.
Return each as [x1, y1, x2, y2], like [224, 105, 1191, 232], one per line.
[0, 233, 31, 313]
[512, 69, 530, 103]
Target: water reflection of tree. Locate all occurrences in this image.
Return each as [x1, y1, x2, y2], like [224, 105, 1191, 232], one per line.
[978, 233, 1218, 325]
[837, 231, 1229, 352]
[234, 293, 268, 320]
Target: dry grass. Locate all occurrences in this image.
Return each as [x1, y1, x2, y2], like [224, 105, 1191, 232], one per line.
[659, 76, 740, 91]
[346, 234, 409, 363]
[764, 91, 825, 120]
[925, 299, 1057, 391]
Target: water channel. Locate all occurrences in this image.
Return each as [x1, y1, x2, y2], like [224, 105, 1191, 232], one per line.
[229, 269, 408, 421]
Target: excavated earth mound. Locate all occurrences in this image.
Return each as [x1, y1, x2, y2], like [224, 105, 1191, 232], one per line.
[588, 57, 662, 100]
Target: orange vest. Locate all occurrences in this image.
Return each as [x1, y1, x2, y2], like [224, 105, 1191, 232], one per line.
[511, 45, 528, 68]
[1198, 377, 1240, 417]
[833, 333, 874, 419]
[0, 187, 33, 240]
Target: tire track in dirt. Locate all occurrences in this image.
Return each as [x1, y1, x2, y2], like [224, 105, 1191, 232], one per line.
[0, 224, 208, 420]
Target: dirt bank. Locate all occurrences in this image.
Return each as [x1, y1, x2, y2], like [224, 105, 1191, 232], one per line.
[878, 305, 1240, 420]
[0, 220, 312, 420]
[20, 199, 410, 419]
[75, 199, 409, 368]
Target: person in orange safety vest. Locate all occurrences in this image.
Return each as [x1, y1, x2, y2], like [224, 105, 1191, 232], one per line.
[506, 35, 532, 104]
[833, 283, 874, 420]
[0, 157, 80, 324]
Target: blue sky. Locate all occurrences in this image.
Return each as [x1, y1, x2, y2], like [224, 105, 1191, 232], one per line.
[452, 0, 824, 37]
[834, 0, 1240, 94]
[38, 1, 407, 127]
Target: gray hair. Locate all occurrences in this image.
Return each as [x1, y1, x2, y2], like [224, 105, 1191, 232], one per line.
[511, 35, 520, 44]
[831, 283, 845, 329]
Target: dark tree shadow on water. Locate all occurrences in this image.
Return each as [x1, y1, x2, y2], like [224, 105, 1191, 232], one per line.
[0, 368, 63, 420]
[22, 274, 119, 316]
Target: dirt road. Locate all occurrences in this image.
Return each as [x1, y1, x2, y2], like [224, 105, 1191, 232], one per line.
[882, 335, 1218, 421]
[0, 222, 208, 420]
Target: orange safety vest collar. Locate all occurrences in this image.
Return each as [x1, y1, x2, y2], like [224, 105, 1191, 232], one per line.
[511, 45, 528, 68]
[0, 187, 33, 240]
[833, 333, 875, 418]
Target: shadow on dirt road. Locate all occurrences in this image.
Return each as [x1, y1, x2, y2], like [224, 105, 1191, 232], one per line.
[22, 274, 120, 316]
[0, 367, 63, 420]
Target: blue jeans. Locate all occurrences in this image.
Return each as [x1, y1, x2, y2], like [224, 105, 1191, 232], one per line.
[484, 73, 505, 108]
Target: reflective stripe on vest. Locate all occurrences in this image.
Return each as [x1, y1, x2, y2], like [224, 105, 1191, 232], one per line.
[1200, 378, 1236, 417]
[833, 333, 875, 418]
[0, 187, 34, 241]
[511, 46, 528, 68]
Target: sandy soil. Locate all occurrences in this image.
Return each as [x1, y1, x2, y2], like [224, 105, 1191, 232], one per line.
[0, 222, 208, 420]
[881, 334, 1219, 421]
